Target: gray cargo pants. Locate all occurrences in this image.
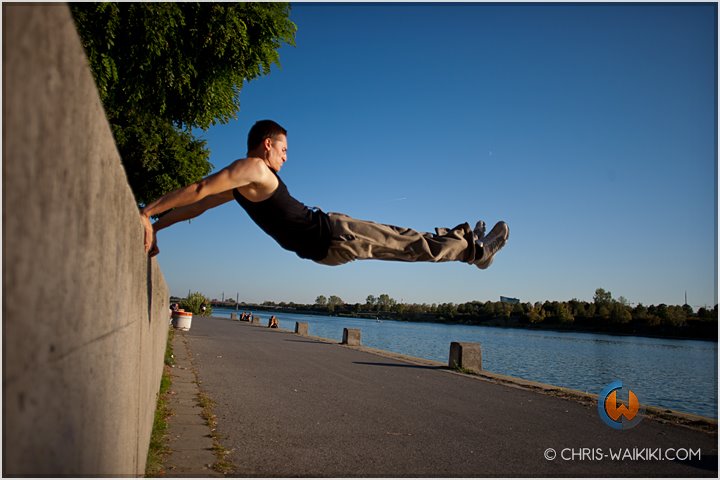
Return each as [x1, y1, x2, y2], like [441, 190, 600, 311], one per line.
[314, 212, 478, 266]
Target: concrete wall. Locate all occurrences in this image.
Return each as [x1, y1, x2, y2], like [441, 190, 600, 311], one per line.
[3, 4, 169, 476]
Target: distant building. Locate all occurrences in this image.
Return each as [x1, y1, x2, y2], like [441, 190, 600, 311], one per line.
[500, 296, 520, 305]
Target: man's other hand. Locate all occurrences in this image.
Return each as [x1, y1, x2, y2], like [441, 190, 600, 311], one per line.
[140, 213, 159, 256]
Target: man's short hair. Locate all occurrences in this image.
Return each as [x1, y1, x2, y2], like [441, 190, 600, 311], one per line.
[247, 120, 287, 153]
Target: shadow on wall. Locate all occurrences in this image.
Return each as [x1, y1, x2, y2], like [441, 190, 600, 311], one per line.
[3, 4, 169, 476]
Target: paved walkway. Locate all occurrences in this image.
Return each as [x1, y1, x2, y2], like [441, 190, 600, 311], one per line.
[164, 315, 717, 477]
[163, 331, 222, 477]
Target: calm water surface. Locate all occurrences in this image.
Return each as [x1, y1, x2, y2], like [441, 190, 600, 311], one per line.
[213, 308, 718, 418]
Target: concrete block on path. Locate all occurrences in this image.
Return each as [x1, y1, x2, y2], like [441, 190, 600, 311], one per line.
[295, 322, 308, 336]
[449, 342, 482, 373]
[342, 328, 361, 346]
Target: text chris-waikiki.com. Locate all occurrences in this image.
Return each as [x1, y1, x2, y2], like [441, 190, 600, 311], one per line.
[543, 447, 701, 462]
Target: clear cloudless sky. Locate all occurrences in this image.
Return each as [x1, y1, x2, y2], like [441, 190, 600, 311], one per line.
[156, 2, 717, 309]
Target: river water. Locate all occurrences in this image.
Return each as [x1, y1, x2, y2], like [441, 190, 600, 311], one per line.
[212, 307, 718, 418]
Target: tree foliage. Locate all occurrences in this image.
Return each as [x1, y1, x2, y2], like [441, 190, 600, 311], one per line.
[328, 296, 344, 307]
[327, 295, 344, 313]
[593, 288, 613, 306]
[71, 3, 296, 205]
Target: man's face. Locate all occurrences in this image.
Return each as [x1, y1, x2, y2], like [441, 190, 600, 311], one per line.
[267, 134, 288, 172]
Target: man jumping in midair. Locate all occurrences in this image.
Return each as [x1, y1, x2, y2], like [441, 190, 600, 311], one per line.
[141, 120, 509, 268]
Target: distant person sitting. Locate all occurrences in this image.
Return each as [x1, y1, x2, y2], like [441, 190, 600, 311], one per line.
[268, 316, 279, 329]
[141, 120, 509, 268]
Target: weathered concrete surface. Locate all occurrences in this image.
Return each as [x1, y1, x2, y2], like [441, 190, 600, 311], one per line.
[449, 341, 483, 373]
[186, 317, 717, 477]
[295, 321, 309, 335]
[342, 327, 361, 346]
[3, 4, 169, 476]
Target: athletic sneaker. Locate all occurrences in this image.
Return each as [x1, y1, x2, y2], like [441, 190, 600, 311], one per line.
[473, 221, 509, 270]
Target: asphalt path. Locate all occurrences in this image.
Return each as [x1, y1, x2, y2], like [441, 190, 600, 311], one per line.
[186, 316, 717, 477]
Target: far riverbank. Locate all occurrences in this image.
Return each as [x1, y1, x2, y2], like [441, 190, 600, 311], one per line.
[210, 303, 718, 342]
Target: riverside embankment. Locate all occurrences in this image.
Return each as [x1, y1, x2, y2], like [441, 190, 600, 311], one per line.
[175, 316, 717, 477]
[213, 308, 718, 419]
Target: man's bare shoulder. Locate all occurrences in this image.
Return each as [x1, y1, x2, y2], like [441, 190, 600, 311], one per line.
[225, 156, 277, 194]
[228, 156, 264, 170]
[226, 157, 270, 180]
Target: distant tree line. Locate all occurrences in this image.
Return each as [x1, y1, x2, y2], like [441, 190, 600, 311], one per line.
[239, 288, 718, 340]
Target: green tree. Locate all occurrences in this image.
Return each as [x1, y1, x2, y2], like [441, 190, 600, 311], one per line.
[661, 305, 687, 327]
[654, 304, 668, 321]
[394, 302, 408, 315]
[609, 302, 631, 324]
[511, 302, 526, 318]
[556, 302, 575, 324]
[568, 299, 583, 318]
[327, 295, 344, 313]
[696, 307, 716, 320]
[71, 3, 297, 206]
[594, 288, 613, 306]
[377, 294, 396, 312]
[315, 295, 327, 307]
[528, 303, 546, 324]
[438, 303, 458, 318]
[481, 302, 498, 318]
[632, 304, 657, 326]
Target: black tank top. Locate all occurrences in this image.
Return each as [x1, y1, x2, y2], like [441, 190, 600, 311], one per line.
[233, 173, 332, 261]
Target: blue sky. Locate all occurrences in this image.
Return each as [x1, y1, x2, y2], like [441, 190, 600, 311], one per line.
[156, 2, 717, 309]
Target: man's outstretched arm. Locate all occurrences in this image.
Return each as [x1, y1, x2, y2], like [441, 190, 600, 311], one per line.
[142, 191, 235, 256]
[140, 157, 270, 254]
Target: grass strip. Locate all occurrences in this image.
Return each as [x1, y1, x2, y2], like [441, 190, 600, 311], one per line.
[197, 390, 235, 474]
